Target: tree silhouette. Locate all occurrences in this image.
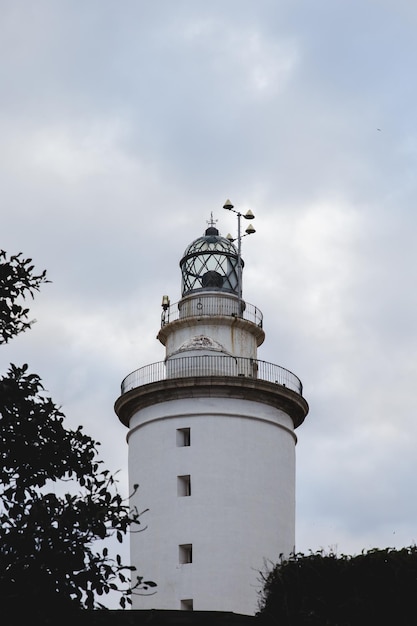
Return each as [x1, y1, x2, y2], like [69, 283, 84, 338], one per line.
[258, 547, 417, 625]
[0, 250, 48, 344]
[0, 251, 155, 614]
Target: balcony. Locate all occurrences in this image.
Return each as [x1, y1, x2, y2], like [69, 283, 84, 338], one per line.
[121, 355, 303, 396]
[161, 296, 263, 328]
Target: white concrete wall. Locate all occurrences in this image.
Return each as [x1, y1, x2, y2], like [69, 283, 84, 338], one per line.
[178, 293, 241, 319]
[128, 396, 296, 615]
[164, 321, 259, 361]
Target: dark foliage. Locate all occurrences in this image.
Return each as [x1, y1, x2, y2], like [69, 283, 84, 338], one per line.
[258, 547, 417, 626]
[0, 252, 156, 613]
[0, 250, 48, 344]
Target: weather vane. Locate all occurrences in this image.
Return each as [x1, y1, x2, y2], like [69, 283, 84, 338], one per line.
[206, 211, 218, 228]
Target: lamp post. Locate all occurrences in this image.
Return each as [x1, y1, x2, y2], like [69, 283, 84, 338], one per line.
[223, 199, 255, 314]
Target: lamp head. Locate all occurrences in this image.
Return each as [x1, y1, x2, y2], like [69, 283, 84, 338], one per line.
[223, 199, 234, 211]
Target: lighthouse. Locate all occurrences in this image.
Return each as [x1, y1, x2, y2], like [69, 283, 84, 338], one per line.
[114, 201, 309, 615]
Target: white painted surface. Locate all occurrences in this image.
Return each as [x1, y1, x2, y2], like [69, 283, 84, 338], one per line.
[128, 396, 296, 614]
[164, 320, 259, 361]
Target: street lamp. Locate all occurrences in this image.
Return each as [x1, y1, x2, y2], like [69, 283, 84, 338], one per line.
[223, 199, 255, 313]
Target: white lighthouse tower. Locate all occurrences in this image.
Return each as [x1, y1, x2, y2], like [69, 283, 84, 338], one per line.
[115, 201, 308, 615]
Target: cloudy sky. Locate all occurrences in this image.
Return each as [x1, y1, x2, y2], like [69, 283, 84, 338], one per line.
[2, 0, 417, 574]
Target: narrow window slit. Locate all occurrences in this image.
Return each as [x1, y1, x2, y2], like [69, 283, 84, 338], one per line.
[177, 475, 191, 497]
[179, 544, 192, 564]
[176, 427, 191, 447]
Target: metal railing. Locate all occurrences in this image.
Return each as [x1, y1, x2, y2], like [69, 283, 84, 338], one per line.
[121, 355, 303, 396]
[161, 297, 263, 328]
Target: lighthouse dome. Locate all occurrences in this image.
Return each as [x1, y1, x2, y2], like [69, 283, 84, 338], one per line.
[180, 225, 241, 297]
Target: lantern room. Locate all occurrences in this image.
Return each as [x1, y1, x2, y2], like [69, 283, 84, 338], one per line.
[179, 225, 241, 297]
